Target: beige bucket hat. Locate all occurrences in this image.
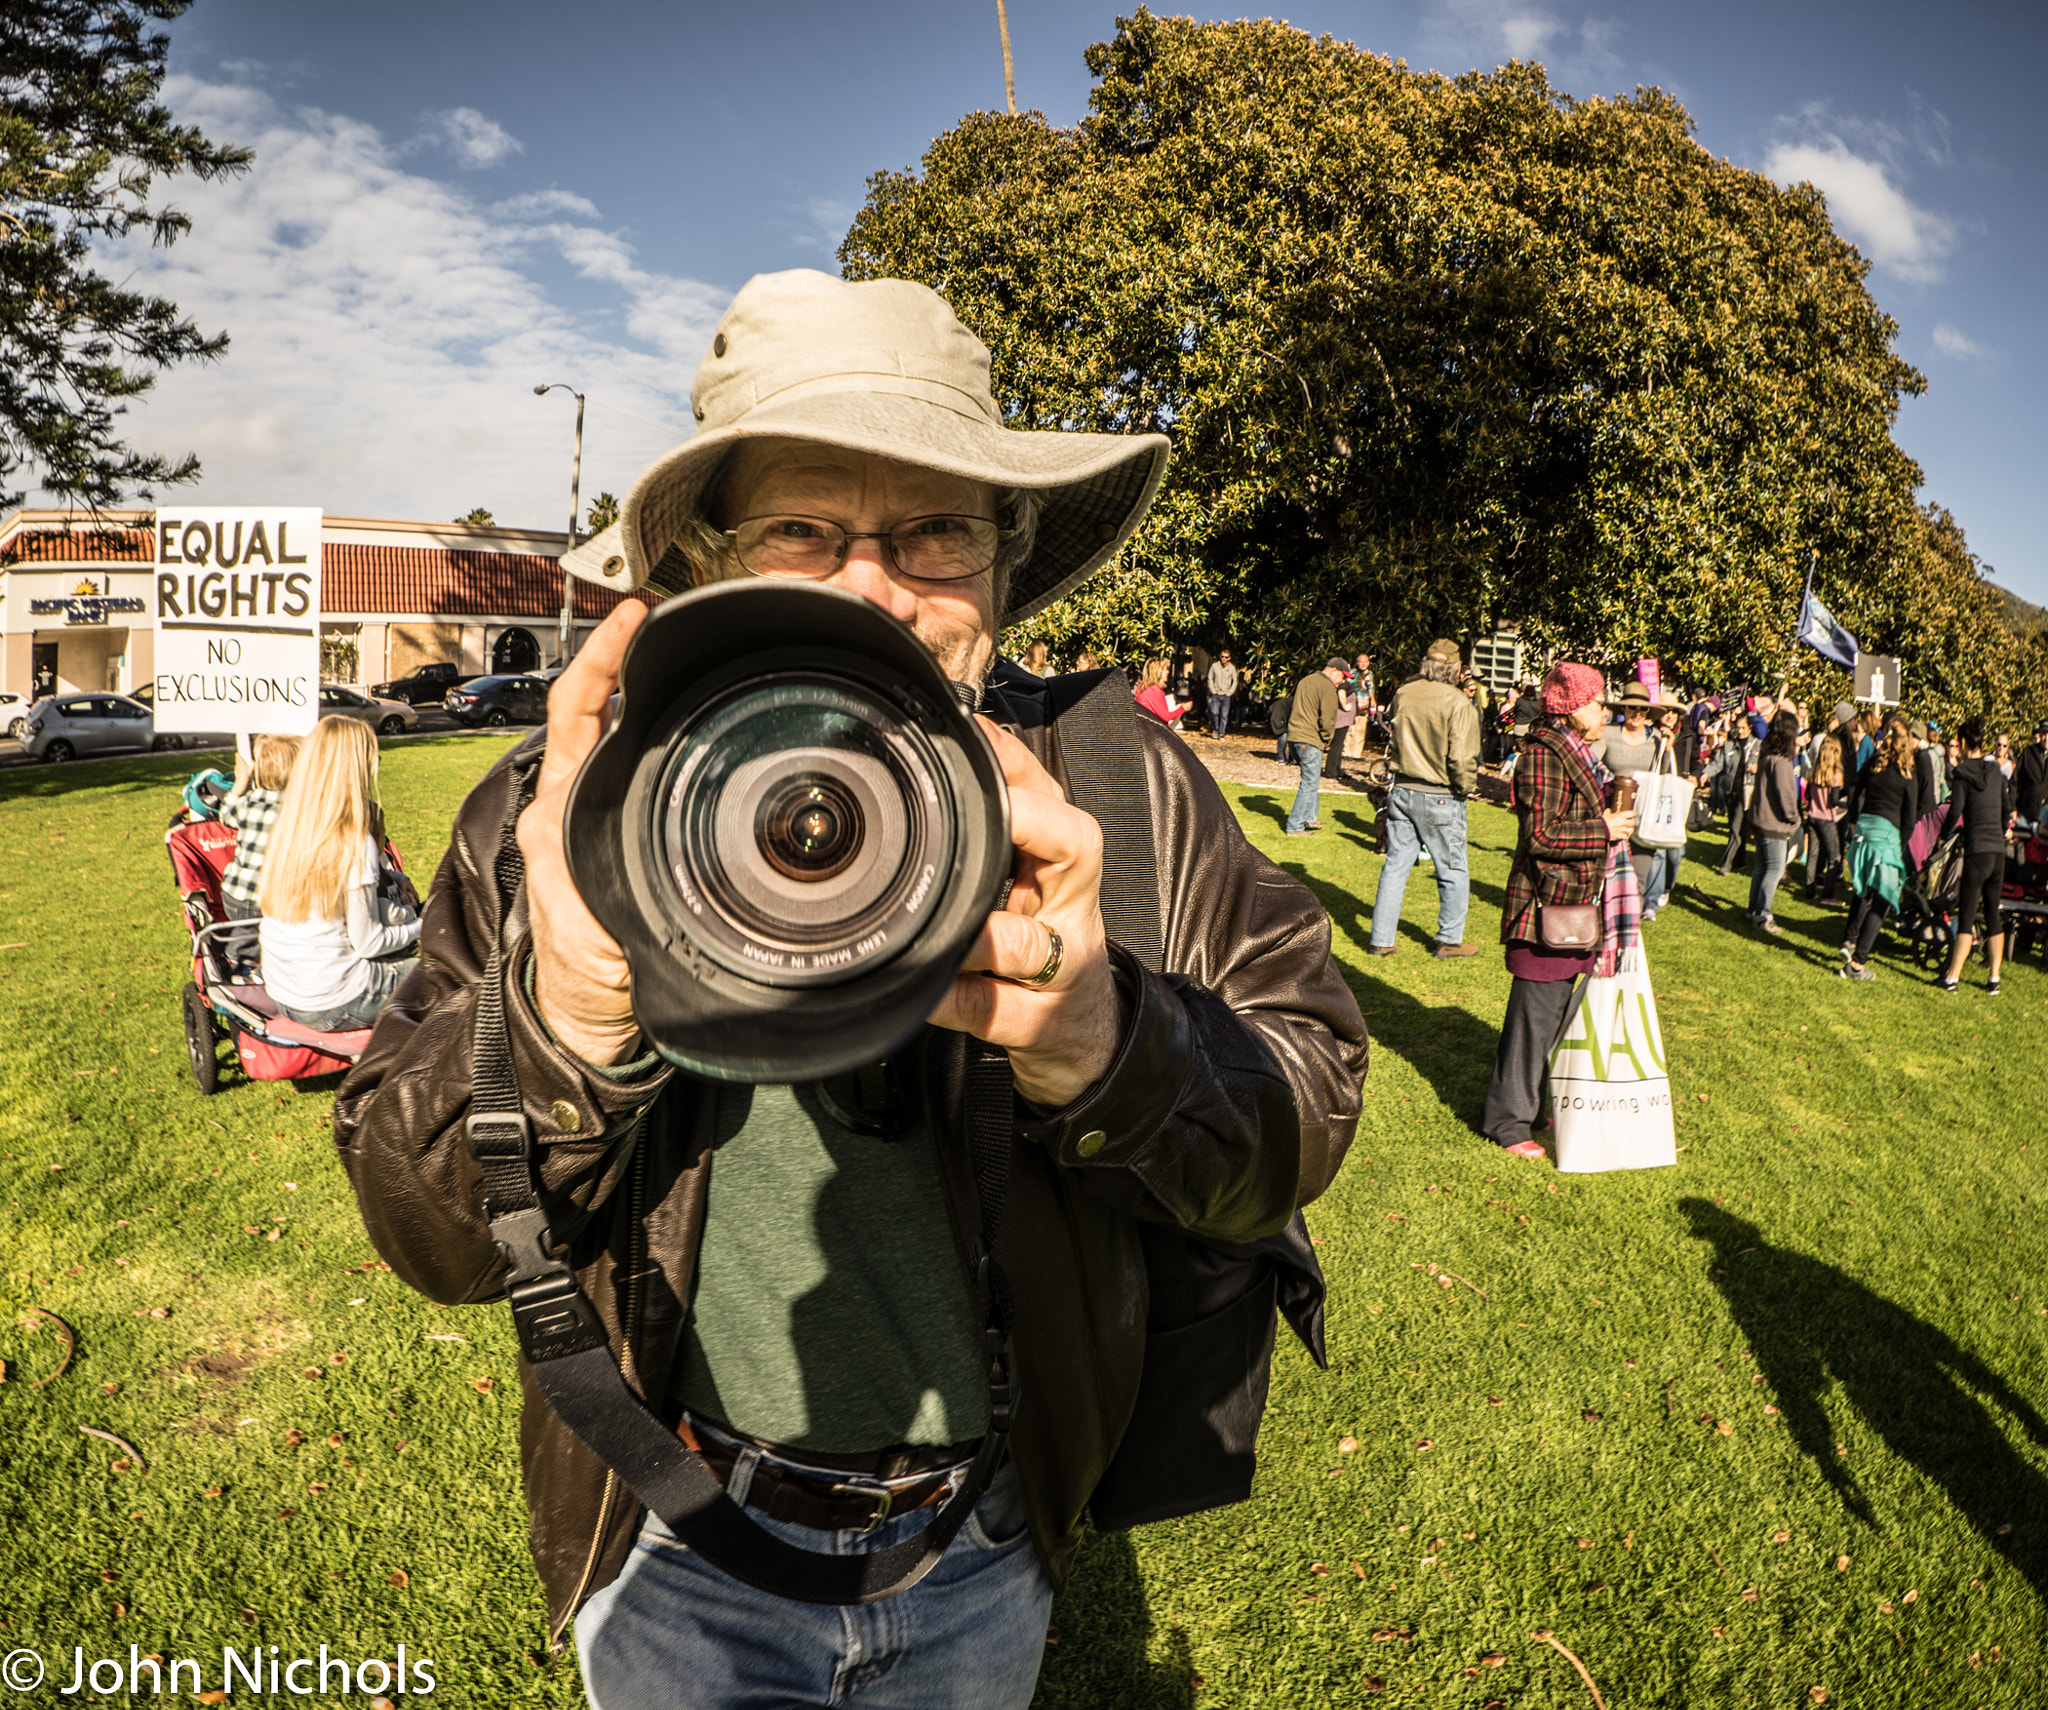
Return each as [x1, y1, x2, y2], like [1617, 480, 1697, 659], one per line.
[559, 270, 1171, 627]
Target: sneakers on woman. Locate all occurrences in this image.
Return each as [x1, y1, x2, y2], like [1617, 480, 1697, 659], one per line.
[1936, 976, 1959, 993]
[1840, 963, 1875, 981]
[1988, 978, 2001, 996]
[1759, 919, 1783, 936]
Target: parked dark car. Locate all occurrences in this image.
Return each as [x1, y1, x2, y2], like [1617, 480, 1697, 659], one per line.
[370, 661, 476, 705]
[443, 674, 550, 727]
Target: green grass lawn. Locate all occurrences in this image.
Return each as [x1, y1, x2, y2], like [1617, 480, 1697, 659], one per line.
[3, 743, 2045, 1708]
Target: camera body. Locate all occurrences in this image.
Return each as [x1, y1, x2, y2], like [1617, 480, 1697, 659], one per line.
[565, 581, 1010, 1082]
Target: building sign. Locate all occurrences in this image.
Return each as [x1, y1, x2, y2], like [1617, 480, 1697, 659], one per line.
[26, 594, 148, 625]
[152, 508, 322, 736]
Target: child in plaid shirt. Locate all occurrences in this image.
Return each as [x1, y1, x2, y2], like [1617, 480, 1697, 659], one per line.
[221, 736, 302, 948]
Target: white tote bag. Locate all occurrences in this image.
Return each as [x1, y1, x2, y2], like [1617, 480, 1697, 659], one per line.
[1547, 948, 1677, 1173]
[1630, 741, 1693, 850]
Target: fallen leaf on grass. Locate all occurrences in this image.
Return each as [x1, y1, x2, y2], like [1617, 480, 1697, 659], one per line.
[1414, 1439, 1433, 1451]
[1581, 1409, 1602, 1423]
[1338, 1436, 1359, 1453]
[387, 1570, 410, 1588]
[285, 1429, 306, 1447]
[202, 1487, 222, 1499]
[1576, 1538, 1595, 1549]
[197, 1693, 228, 1705]
[327, 1352, 348, 1366]
[1772, 1530, 1792, 1543]
[1350, 1561, 1366, 1579]
[1481, 1652, 1505, 1666]
[1717, 1421, 1734, 1436]
[306, 1482, 327, 1495]
[276, 1507, 296, 1522]
[1836, 1556, 1851, 1572]
[302, 1367, 323, 1380]
[1309, 1562, 1329, 1576]
[473, 1377, 496, 1394]
[328, 1432, 347, 1447]
[1741, 1587, 1759, 1602]
[1809, 1690, 1827, 1703]
[1369, 1626, 1412, 1642]
[1903, 1589, 1918, 1604]
[1363, 1678, 1386, 1694]
[1711, 1626, 1726, 1638]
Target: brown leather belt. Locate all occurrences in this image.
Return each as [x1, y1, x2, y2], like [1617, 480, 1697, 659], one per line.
[676, 1416, 971, 1536]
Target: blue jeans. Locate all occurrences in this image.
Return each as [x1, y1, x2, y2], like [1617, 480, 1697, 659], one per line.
[1208, 694, 1232, 735]
[1748, 835, 1791, 922]
[277, 955, 413, 1033]
[1285, 741, 1324, 831]
[1370, 786, 1469, 947]
[574, 1461, 1051, 1710]
[1643, 844, 1683, 912]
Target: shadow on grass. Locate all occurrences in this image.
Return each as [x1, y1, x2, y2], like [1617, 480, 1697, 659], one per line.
[1033, 1529, 1195, 1710]
[1683, 1199, 2048, 1604]
[1283, 864, 1501, 1124]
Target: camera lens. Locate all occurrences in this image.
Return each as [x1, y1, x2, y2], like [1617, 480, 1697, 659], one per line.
[565, 580, 1010, 1081]
[657, 679, 949, 987]
[758, 775, 863, 881]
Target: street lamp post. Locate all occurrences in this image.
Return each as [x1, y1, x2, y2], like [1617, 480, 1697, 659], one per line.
[534, 382, 585, 668]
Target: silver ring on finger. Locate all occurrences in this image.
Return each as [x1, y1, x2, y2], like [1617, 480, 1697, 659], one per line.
[1024, 924, 1064, 986]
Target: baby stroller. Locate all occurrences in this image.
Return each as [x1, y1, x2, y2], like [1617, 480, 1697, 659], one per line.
[164, 782, 415, 1094]
[1899, 822, 1965, 971]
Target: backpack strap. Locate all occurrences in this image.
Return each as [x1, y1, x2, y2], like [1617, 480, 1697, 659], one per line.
[1043, 669, 1164, 973]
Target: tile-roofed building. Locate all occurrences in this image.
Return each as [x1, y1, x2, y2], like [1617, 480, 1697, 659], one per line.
[0, 509, 653, 703]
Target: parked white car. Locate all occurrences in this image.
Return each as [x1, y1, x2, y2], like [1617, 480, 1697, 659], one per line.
[318, 683, 420, 735]
[1, 690, 32, 741]
[20, 694, 232, 763]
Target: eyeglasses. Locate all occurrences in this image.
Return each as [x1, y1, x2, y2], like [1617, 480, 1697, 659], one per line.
[725, 513, 1012, 584]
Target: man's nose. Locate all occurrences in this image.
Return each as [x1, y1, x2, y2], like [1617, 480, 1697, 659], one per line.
[826, 539, 920, 625]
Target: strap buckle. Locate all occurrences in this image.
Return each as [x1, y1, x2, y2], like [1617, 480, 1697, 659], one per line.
[488, 1205, 558, 1286]
[507, 1269, 609, 1363]
[465, 1110, 532, 1162]
[827, 1481, 895, 1536]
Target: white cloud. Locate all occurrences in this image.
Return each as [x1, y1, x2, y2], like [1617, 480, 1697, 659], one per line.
[1420, 0, 1623, 88]
[1932, 322, 1989, 359]
[1763, 137, 1954, 283]
[67, 76, 725, 527]
[423, 106, 523, 169]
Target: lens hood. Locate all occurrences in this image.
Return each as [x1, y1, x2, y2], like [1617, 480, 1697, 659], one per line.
[564, 581, 1010, 1081]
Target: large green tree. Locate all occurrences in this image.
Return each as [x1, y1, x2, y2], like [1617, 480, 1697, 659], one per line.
[0, 0, 249, 510]
[841, 10, 1937, 696]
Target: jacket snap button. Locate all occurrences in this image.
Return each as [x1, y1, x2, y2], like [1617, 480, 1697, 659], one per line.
[1075, 1130, 1107, 1158]
[550, 1100, 582, 1133]
[713, 332, 727, 357]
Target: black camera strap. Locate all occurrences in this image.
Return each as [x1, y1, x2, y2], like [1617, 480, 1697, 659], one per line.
[467, 763, 1018, 1606]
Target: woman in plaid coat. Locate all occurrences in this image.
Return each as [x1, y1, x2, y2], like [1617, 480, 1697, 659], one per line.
[1480, 664, 1634, 1158]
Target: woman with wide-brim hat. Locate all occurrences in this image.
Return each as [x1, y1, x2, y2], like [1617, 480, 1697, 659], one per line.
[1481, 663, 1635, 1159]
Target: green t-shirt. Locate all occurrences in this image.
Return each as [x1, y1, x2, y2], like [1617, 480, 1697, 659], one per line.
[668, 1082, 989, 1454]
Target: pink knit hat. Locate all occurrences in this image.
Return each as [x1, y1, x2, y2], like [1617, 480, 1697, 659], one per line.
[1540, 662, 1605, 716]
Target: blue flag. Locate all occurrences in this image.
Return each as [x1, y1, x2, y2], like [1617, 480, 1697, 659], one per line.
[1797, 587, 1858, 669]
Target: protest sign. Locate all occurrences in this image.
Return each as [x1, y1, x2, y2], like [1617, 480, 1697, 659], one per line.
[1853, 652, 1902, 706]
[152, 509, 322, 737]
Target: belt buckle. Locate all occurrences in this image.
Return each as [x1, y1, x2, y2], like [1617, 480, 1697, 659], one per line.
[828, 1480, 894, 1536]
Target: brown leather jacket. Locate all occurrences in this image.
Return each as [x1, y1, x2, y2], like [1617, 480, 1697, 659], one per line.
[333, 666, 1369, 1646]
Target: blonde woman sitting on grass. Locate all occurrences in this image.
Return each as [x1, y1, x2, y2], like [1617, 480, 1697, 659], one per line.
[258, 716, 420, 1032]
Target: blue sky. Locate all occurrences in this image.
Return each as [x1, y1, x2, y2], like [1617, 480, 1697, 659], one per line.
[88, 0, 2045, 603]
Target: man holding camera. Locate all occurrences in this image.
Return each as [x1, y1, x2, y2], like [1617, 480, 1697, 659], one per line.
[334, 271, 1367, 1710]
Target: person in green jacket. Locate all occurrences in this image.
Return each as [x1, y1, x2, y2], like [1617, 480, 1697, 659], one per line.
[1284, 660, 1346, 834]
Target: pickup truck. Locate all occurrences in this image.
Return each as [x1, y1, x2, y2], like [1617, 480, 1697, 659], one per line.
[369, 661, 477, 705]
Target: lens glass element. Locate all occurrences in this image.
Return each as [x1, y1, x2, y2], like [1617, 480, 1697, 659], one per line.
[655, 678, 954, 987]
